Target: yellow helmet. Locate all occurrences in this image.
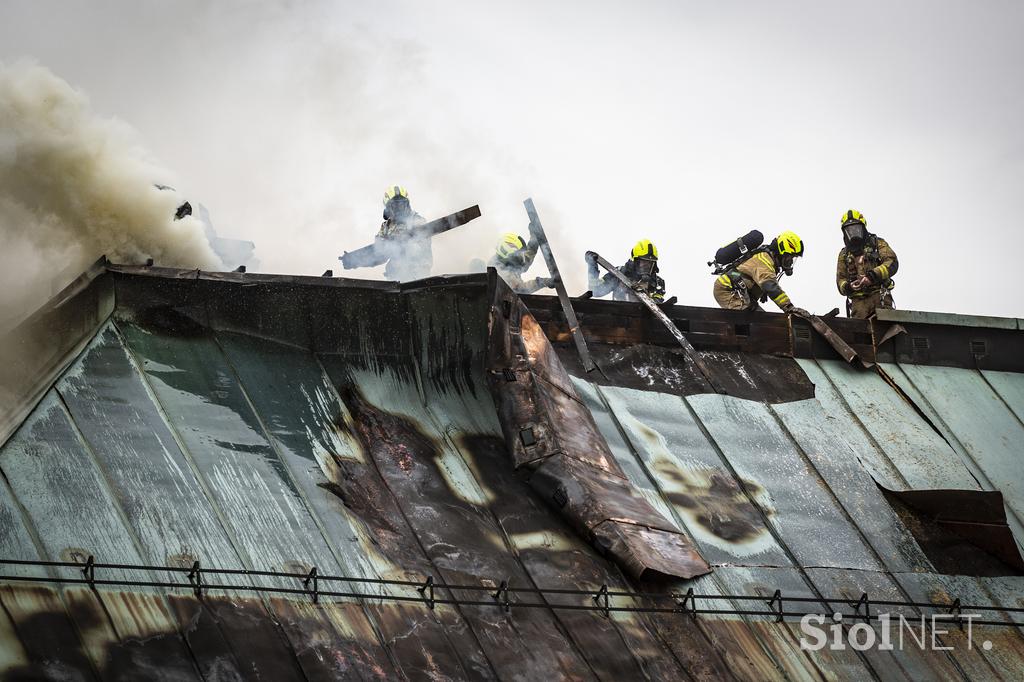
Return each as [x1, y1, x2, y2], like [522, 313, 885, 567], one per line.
[775, 231, 804, 256]
[631, 239, 658, 259]
[383, 185, 409, 205]
[496, 233, 526, 260]
[841, 209, 866, 228]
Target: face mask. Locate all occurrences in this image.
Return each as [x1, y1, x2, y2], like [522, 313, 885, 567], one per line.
[842, 223, 866, 251]
[635, 257, 656, 276]
[385, 197, 412, 221]
[781, 254, 795, 276]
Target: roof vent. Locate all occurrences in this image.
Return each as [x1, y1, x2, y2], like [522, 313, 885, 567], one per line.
[795, 325, 811, 340]
[971, 340, 988, 357]
[912, 336, 930, 351]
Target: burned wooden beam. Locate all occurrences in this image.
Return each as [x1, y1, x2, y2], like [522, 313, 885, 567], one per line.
[340, 205, 482, 270]
[523, 198, 595, 373]
[590, 252, 722, 392]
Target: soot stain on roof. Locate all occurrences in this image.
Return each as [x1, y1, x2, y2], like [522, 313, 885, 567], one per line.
[657, 464, 772, 544]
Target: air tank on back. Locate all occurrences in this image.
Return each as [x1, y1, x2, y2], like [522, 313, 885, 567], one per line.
[710, 230, 763, 273]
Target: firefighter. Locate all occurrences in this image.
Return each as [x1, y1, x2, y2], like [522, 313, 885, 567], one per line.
[490, 233, 555, 294]
[585, 240, 666, 302]
[713, 231, 808, 315]
[836, 210, 898, 319]
[367, 185, 430, 281]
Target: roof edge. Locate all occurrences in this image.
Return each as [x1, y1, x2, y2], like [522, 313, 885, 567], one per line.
[876, 308, 1022, 331]
[0, 256, 114, 447]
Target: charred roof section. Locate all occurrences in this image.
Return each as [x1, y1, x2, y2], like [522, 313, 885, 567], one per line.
[1, 261, 1023, 680]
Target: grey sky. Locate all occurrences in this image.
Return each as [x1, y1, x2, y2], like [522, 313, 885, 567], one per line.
[2, 0, 1022, 317]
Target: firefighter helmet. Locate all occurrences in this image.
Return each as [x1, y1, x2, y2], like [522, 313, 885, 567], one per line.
[496, 233, 526, 260]
[775, 231, 804, 256]
[383, 185, 409, 206]
[841, 209, 866, 228]
[631, 239, 658, 259]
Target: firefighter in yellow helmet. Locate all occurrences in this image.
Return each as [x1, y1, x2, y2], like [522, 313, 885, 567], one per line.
[367, 185, 429, 281]
[836, 210, 898, 319]
[713, 231, 808, 314]
[488, 233, 556, 294]
[586, 240, 666, 302]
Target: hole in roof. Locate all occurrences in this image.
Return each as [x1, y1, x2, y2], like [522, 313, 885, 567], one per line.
[882, 491, 1024, 577]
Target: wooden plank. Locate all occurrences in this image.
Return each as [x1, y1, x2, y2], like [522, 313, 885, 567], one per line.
[340, 205, 481, 270]
[591, 252, 721, 392]
[523, 198, 595, 372]
[792, 310, 865, 366]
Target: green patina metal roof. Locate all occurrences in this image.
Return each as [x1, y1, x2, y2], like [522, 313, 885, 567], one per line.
[0, 263, 1022, 680]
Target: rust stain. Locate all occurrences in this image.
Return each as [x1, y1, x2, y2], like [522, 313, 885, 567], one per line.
[396, 447, 415, 473]
[337, 387, 426, 477]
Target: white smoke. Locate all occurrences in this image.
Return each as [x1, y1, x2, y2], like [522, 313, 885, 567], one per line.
[0, 61, 222, 325]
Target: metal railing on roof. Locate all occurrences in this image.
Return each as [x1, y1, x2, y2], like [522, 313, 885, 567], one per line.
[1, 557, 1021, 628]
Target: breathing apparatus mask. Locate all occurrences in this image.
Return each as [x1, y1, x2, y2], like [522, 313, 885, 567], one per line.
[842, 221, 867, 253]
[384, 196, 412, 221]
[780, 254, 795, 277]
[635, 256, 657, 277]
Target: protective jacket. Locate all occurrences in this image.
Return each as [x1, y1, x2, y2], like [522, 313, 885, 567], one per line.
[489, 240, 547, 294]
[836, 235, 897, 298]
[589, 258, 666, 302]
[369, 212, 430, 281]
[713, 249, 792, 311]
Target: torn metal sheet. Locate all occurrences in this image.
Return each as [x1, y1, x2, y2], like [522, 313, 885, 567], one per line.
[884, 362, 1024, 544]
[883, 488, 1024, 571]
[487, 278, 711, 580]
[768, 397, 933, 574]
[4, 262, 1024, 680]
[453, 432, 692, 680]
[802, 358, 1024, 569]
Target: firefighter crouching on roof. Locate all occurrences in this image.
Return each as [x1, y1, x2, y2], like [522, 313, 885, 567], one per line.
[586, 240, 666, 302]
[836, 210, 898, 319]
[490, 233, 556, 294]
[713, 231, 809, 315]
[376, 185, 429, 281]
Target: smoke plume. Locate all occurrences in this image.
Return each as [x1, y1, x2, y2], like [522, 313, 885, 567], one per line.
[0, 61, 222, 326]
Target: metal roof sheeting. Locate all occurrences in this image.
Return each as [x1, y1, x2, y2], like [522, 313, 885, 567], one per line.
[0, 266, 1022, 679]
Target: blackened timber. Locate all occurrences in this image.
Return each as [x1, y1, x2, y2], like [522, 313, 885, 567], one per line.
[792, 310, 866, 367]
[591, 252, 722, 392]
[523, 198, 596, 372]
[340, 205, 482, 269]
